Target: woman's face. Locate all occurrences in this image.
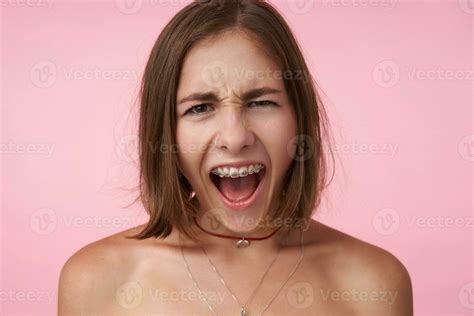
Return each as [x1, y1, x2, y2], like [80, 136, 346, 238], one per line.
[176, 30, 298, 233]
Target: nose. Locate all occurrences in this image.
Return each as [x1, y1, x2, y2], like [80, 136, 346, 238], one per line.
[214, 105, 255, 154]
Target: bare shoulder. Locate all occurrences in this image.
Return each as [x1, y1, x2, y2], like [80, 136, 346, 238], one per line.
[304, 219, 413, 315]
[57, 224, 150, 315]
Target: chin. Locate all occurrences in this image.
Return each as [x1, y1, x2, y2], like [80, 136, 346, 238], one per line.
[210, 204, 272, 234]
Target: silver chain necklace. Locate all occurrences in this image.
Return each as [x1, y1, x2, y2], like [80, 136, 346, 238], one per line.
[179, 226, 305, 316]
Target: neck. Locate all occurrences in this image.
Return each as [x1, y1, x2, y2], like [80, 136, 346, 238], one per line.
[186, 213, 295, 261]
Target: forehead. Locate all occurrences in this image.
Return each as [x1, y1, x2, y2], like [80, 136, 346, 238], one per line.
[177, 31, 282, 96]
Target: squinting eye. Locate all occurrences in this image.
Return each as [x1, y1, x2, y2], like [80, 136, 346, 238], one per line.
[184, 103, 213, 115]
[183, 100, 278, 116]
[248, 100, 279, 107]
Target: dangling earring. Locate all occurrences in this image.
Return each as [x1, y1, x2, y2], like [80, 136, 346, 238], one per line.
[188, 191, 196, 201]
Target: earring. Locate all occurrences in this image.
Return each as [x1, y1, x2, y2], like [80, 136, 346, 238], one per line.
[188, 191, 196, 201]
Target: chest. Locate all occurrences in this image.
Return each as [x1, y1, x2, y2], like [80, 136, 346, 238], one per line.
[98, 251, 355, 315]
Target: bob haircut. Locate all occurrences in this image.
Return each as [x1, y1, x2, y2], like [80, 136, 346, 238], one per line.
[127, 0, 335, 243]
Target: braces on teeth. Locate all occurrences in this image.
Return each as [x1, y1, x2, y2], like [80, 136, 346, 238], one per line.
[211, 164, 265, 178]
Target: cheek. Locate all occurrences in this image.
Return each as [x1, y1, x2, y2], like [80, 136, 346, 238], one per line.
[257, 107, 298, 178]
[175, 121, 205, 184]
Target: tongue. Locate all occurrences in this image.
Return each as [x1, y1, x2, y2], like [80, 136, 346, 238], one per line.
[217, 173, 259, 202]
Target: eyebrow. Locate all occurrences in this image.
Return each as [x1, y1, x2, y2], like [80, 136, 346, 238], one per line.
[177, 86, 282, 106]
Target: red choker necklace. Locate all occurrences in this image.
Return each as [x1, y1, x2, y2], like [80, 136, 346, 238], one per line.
[193, 216, 282, 248]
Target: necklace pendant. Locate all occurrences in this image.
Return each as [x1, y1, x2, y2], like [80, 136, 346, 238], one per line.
[236, 238, 250, 248]
[240, 307, 246, 316]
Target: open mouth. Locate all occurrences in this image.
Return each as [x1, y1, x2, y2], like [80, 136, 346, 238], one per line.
[209, 166, 266, 211]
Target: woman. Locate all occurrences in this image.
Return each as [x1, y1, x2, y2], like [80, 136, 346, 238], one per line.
[58, 1, 413, 315]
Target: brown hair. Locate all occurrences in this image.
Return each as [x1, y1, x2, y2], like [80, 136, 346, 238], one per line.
[127, 0, 335, 243]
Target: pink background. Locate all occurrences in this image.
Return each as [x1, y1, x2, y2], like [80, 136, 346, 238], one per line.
[1, 0, 472, 314]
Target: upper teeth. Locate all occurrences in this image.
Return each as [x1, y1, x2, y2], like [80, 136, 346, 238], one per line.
[211, 164, 265, 178]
